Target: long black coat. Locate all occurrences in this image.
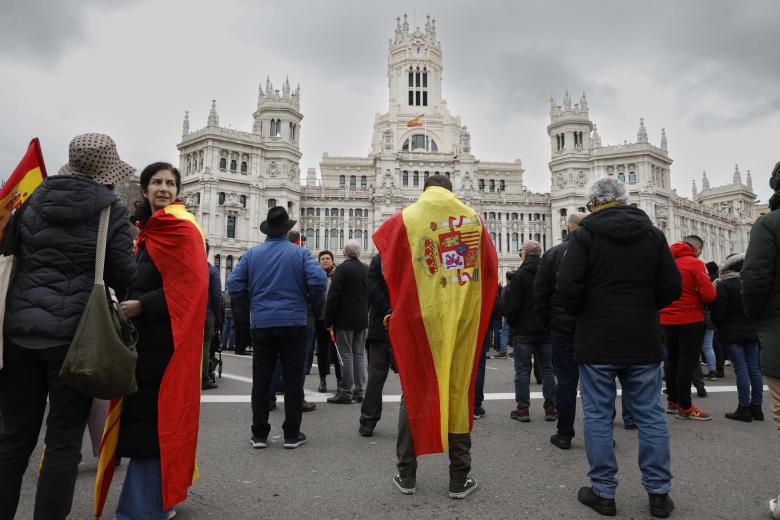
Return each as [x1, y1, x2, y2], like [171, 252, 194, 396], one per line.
[324, 257, 369, 330]
[533, 238, 575, 336]
[117, 245, 173, 458]
[4, 175, 135, 348]
[557, 206, 681, 364]
[504, 255, 546, 337]
[366, 254, 391, 343]
[743, 202, 780, 377]
[711, 276, 757, 345]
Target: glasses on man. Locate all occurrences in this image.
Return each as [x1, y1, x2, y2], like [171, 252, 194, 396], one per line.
[585, 200, 593, 213]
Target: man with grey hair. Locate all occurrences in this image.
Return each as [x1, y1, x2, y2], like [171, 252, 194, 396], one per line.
[534, 212, 587, 449]
[558, 177, 681, 517]
[504, 240, 557, 422]
[325, 240, 369, 403]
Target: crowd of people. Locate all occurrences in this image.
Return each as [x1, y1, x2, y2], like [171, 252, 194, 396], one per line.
[1, 131, 780, 520]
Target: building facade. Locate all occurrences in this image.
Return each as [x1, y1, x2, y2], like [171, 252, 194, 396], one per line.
[177, 14, 755, 285]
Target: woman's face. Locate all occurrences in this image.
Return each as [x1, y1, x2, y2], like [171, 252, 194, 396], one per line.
[319, 254, 333, 270]
[143, 170, 178, 212]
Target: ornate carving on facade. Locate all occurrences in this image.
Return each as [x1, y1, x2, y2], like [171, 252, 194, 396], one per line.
[267, 161, 279, 177]
[460, 126, 471, 153]
[575, 172, 587, 186]
[383, 129, 393, 151]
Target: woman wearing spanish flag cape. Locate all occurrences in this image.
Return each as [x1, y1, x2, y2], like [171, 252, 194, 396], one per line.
[94, 162, 208, 519]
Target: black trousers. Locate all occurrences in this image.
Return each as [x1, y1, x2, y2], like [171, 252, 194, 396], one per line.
[396, 399, 471, 485]
[314, 320, 341, 381]
[0, 341, 92, 520]
[360, 340, 392, 430]
[664, 322, 706, 409]
[251, 326, 306, 440]
[234, 320, 251, 354]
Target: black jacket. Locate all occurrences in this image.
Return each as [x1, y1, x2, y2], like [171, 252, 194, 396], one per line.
[490, 285, 503, 323]
[557, 206, 681, 364]
[366, 254, 391, 342]
[118, 245, 173, 458]
[4, 175, 135, 348]
[743, 202, 780, 377]
[711, 276, 757, 345]
[533, 238, 575, 335]
[504, 255, 547, 337]
[324, 257, 369, 330]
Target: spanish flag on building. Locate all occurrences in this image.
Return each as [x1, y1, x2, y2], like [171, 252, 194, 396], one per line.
[0, 138, 47, 239]
[373, 186, 497, 455]
[95, 202, 208, 517]
[406, 114, 424, 128]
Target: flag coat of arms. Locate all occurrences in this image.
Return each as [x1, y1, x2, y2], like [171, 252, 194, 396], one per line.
[0, 138, 47, 240]
[372, 186, 498, 455]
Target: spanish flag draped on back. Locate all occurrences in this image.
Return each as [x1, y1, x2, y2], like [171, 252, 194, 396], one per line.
[373, 186, 497, 455]
[94, 202, 208, 517]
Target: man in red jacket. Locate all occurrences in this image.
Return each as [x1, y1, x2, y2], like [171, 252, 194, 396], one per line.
[660, 235, 717, 420]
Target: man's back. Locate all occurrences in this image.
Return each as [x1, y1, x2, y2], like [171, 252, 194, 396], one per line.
[325, 257, 369, 330]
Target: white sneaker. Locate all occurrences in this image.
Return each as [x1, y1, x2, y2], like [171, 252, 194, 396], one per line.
[768, 496, 780, 519]
[168, 510, 177, 519]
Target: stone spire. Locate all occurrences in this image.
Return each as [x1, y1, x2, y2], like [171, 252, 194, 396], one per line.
[549, 95, 556, 115]
[182, 111, 189, 136]
[425, 14, 432, 35]
[283, 76, 291, 97]
[591, 124, 602, 148]
[431, 16, 436, 40]
[702, 170, 710, 190]
[747, 169, 753, 190]
[660, 128, 668, 151]
[402, 13, 409, 33]
[563, 89, 571, 111]
[637, 118, 648, 143]
[265, 76, 273, 96]
[257, 83, 264, 108]
[394, 16, 402, 40]
[692, 179, 698, 198]
[580, 91, 588, 112]
[207, 100, 219, 127]
[733, 163, 742, 185]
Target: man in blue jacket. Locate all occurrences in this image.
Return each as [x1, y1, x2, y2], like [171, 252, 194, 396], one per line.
[228, 207, 327, 450]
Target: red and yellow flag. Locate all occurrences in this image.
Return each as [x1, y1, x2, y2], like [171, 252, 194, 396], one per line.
[406, 114, 424, 128]
[373, 186, 497, 455]
[0, 138, 47, 239]
[95, 202, 208, 516]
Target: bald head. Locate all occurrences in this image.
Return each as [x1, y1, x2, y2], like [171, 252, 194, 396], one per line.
[343, 240, 361, 259]
[567, 212, 586, 232]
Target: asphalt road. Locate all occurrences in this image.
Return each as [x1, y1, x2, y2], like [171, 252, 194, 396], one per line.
[16, 352, 779, 519]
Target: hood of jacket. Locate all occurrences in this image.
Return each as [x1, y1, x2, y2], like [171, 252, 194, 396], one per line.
[30, 175, 118, 224]
[670, 241, 696, 260]
[580, 206, 654, 244]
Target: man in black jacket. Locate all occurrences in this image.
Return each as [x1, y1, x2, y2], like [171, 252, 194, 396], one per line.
[359, 253, 393, 436]
[534, 212, 585, 449]
[325, 240, 369, 404]
[557, 177, 681, 518]
[504, 240, 556, 422]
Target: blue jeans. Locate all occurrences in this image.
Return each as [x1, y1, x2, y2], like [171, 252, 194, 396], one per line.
[551, 328, 578, 438]
[221, 315, 235, 348]
[115, 458, 175, 520]
[701, 328, 716, 372]
[513, 335, 555, 408]
[475, 334, 488, 410]
[727, 342, 763, 407]
[579, 363, 671, 499]
[499, 320, 510, 353]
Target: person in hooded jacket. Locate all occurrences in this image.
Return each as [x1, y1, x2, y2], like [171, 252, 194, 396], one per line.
[557, 177, 681, 519]
[742, 162, 780, 519]
[0, 133, 135, 520]
[504, 240, 557, 422]
[711, 253, 763, 422]
[659, 235, 717, 420]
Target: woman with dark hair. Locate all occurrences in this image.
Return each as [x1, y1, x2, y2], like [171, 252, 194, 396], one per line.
[712, 253, 763, 422]
[95, 162, 209, 519]
[315, 249, 342, 392]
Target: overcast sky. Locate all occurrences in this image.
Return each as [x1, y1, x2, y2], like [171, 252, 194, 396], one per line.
[1, 0, 779, 203]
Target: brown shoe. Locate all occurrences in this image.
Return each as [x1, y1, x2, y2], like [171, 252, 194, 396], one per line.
[301, 400, 317, 412]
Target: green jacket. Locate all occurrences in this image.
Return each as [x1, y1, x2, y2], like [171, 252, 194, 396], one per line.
[742, 207, 780, 378]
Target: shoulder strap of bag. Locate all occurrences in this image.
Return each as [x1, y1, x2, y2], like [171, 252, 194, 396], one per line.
[95, 205, 111, 286]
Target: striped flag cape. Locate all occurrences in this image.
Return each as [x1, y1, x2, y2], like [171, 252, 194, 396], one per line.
[94, 202, 208, 517]
[0, 138, 47, 239]
[372, 186, 497, 455]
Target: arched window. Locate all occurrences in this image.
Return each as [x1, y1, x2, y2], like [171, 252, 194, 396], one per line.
[307, 208, 315, 216]
[511, 212, 518, 220]
[240, 195, 246, 208]
[424, 171, 430, 183]
[499, 180, 506, 192]
[339, 175, 346, 189]
[489, 180, 495, 193]
[270, 119, 276, 137]
[403, 171, 409, 186]
[332, 207, 339, 216]
[401, 135, 438, 152]
[267, 198, 276, 208]
[218, 192, 225, 205]
[219, 158, 227, 170]
[226, 216, 236, 239]
[489, 212, 496, 220]
[479, 179, 485, 192]
[350, 175, 357, 189]
[534, 213, 540, 221]
[240, 161, 248, 173]
[413, 171, 419, 187]
[230, 159, 237, 171]
[360, 176, 367, 190]
[270, 119, 281, 137]
[354, 229, 363, 245]
[617, 172, 625, 183]
[628, 171, 637, 183]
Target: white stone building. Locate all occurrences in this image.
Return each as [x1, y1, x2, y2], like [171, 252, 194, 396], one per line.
[177, 14, 755, 284]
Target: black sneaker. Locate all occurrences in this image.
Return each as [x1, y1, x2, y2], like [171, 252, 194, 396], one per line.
[751, 404, 765, 421]
[250, 436, 267, 449]
[544, 406, 557, 421]
[358, 425, 374, 437]
[327, 392, 352, 404]
[510, 407, 530, 422]
[283, 433, 307, 449]
[268, 400, 277, 411]
[696, 386, 708, 398]
[201, 381, 218, 390]
[649, 493, 674, 518]
[578, 486, 616, 516]
[353, 394, 364, 403]
[449, 476, 478, 499]
[494, 352, 508, 359]
[393, 474, 416, 495]
[473, 406, 486, 420]
[550, 433, 571, 450]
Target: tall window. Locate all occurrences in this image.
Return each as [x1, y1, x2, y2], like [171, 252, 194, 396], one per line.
[240, 195, 246, 208]
[219, 158, 227, 170]
[511, 212, 518, 220]
[478, 179, 485, 192]
[499, 180, 506, 192]
[305, 229, 315, 250]
[240, 161, 248, 173]
[218, 192, 225, 205]
[339, 175, 346, 189]
[408, 66, 429, 107]
[413, 171, 419, 187]
[350, 175, 357, 189]
[267, 198, 276, 208]
[230, 159, 237, 172]
[226, 216, 236, 238]
[289, 122, 297, 141]
[403, 171, 409, 187]
[270, 119, 281, 137]
[512, 233, 519, 252]
[330, 228, 338, 250]
[423, 171, 430, 183]
[628, 171, 637, 183]
[214, 254, 220, 269]
[339, 230, 344, 249]
[362, 229, 368, 251]
[617, 172, 625, 183]
[489, 180, 495, 193]
[361, 176, 367, 189]
[489, 212, 496, 220]
[226, 255, 233, 275]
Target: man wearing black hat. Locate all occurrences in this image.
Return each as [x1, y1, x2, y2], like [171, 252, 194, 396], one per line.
[227, 206, 327, 450]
